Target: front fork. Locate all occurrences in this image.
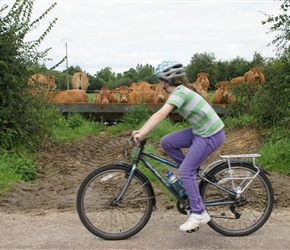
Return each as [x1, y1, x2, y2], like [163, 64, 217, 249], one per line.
[111, 163, 137, 205]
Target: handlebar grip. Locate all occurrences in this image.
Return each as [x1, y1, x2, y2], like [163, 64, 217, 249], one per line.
[128, 137, 143, 144]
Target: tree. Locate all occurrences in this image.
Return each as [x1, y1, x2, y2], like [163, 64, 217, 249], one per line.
[185, 52, 217, 90]
[123, 68, 139, 83]
[93, 67, 116, 89]
[227, 56, 251, 79]
[251, 51, 266, 67]
[215, 60, 230, 82]
[261, 0, 290, 57]
[66, 65, 83, 76]
[0, 0, 59, 150]
[135, 63, 157, 83]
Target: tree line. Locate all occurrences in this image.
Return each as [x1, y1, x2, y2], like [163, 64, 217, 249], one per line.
[30, 51, 268, 92]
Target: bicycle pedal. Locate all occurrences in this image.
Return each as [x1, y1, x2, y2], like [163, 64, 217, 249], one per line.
[186, 227, 199, 233]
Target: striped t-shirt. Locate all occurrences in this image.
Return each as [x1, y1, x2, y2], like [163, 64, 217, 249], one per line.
[166, 85, 224, 137]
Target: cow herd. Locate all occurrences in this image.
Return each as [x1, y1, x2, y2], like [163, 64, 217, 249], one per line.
[212, 66, 266, 105]
[27, 66, 265, 105]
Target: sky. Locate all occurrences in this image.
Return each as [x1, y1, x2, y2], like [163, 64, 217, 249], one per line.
[2, 0, 283, 75]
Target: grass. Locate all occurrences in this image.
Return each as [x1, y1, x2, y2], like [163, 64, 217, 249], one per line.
[88, 93, 96, 103]
[258, 133, 290, 175]
[0, 150, 37, 194]
[50, 113, 105, 142]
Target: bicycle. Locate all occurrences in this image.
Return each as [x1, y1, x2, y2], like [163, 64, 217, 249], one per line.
[76, 137, 274, 240]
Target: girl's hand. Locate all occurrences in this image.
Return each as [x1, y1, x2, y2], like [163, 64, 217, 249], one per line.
[132, 131, 145, 144]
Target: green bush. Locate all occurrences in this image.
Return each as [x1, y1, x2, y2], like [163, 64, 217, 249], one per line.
[252, 60, 290, 130]
[0, 1, 58, 151]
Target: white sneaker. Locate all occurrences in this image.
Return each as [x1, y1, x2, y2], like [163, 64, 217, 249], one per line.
[179, 210, 211, 231]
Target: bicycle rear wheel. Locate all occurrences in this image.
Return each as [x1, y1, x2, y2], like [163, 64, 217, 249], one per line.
[200, 162, 274, 236]
[77, 164, 154, 240]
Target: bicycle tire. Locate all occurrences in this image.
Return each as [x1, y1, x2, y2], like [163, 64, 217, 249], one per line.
[200, 161, 274, 236]
[77, 164, 154, 240]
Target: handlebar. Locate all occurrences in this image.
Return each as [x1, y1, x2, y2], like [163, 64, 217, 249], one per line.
[128, 137, 147, 146]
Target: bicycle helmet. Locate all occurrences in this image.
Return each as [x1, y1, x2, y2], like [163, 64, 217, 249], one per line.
[155, 60, 185, 81]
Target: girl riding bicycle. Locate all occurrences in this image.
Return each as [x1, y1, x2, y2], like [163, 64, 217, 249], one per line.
[132, 60, 226, 231]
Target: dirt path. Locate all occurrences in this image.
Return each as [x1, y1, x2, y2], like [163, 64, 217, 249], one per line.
[0, 125, 289, 214]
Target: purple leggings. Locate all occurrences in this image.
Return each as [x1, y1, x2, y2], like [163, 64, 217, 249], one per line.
[160, 128, 225, 214]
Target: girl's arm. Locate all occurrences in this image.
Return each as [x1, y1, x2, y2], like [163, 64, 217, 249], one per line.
[132, 103, 175, 143]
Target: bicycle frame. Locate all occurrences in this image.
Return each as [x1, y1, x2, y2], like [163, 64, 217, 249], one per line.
[115, 139, 264, 209]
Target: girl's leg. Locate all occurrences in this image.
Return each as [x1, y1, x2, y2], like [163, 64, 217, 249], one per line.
[179, 130, 225, 213]
[161, 129, 225, 213]
[160, 128, 194, 164]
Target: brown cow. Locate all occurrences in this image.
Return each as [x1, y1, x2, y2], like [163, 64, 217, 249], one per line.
[72, 72, 90, 91]
[48, 90, 89, 103]
[230, 76, 245, 86]
[130, 81, 157, 103]
[155, 84, 170, 103]
[185, 81, 210, 104]
[195, 72, 210, 92]
[130, 81, 153, 91]
[28, 74, 57, 90]
[212, 81, 235, 105]
[95, 86, 118, 104]
[244, 66, 266, 86]
[115, 86, 142, 104]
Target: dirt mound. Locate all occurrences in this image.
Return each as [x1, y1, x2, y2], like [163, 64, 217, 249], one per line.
[0, 126, 289, 214]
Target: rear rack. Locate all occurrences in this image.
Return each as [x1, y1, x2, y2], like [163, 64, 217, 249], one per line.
[219, 154, 261, 159]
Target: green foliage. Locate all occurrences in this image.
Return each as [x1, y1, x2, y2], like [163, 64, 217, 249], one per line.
[223, 114, 255, 129]
[259, 132, 290, 175]
[0, 0, 58, 150]
[122, 103, 151, 125]
[0, 149, 37, 193]
[50, 113, 105, 142]
[135, 63, 158, 84]
[252, 59, 290, 130]
[93, 67, 116, 90]
[226, 82, 261, 119]
[227, 56, 252, 79]
[261, 0, 290, 57]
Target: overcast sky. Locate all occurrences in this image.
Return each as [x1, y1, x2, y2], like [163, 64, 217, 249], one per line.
[3, 0, 283, 75]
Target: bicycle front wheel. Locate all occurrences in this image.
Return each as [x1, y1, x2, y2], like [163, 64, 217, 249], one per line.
[77, 164, 154, 240]
[200, 162, 274, 236]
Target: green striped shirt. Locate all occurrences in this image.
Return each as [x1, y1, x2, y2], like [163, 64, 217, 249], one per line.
[166, 85, 224, 137]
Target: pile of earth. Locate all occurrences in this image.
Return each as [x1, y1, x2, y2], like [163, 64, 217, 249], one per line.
[0, 125, 289, 214]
